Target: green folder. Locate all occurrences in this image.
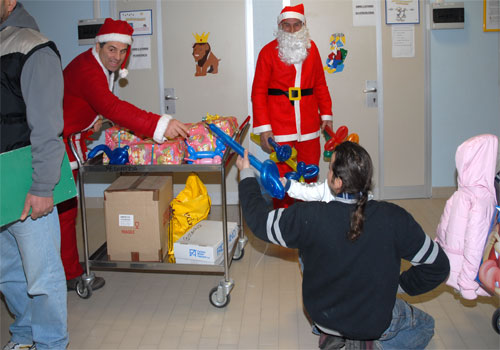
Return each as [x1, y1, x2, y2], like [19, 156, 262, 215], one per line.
[0, 145, 77, 227]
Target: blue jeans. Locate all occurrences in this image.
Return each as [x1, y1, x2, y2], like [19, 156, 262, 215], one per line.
[0, 209, 68, 350]
[377, 298, 435, 350]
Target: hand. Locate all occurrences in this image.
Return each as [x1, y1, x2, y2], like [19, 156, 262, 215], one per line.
[279, 177, 287, 186]
[92, 118, 103, 133]
[236, 150, 250, 171]
[321, 120, 333, 131]
[20, 193, 54, 221]
[164, 119, 189, 139]
[259, 131, 274, 154]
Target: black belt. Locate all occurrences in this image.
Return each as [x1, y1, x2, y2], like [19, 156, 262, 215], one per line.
[268, 88, 313, 105]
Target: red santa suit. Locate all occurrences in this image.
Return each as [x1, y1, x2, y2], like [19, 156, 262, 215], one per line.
[58, 47, 172, 281]
[252, 39, 333, 207]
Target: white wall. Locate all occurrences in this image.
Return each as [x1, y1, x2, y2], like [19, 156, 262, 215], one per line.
[430, 0, 500, 187]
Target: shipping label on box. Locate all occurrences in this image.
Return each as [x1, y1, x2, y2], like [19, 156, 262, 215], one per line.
[104, 174, 173, 262]
[174, 220, 238, 264]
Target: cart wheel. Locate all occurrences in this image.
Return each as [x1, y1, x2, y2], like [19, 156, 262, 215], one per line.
[232, 248, 245, 261]
[209, 286, 230, 308]
[492, 308, 500, 334]
[76, 279, 93, 299]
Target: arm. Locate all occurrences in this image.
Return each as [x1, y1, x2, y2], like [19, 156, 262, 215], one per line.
[79, 67, 187, 141]
[251, 47, 273, 137]
[457, 200, 494, 299]
[237, 152, 302, 248]
[397, 210, 450, 296]
[20, 46, 65, 220]
[310, 42, 333, 124]
[287, 180, 333, 202]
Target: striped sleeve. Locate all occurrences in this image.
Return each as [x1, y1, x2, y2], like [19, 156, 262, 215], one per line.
[239, 175, 303, 249]
[398, 213, 450, 296]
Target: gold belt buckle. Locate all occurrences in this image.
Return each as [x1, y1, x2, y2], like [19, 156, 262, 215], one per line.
[288, 87, 301, 101]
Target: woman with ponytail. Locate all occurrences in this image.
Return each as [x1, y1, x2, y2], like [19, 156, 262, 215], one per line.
[237, 142, 450, 349]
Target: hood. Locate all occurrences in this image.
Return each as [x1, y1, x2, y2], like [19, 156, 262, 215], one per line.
[456, 134, 498, 193]
[0, 2, 39, 32]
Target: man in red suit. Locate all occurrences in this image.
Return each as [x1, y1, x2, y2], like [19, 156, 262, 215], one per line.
[252, 3, 333, 208]
[59, 18, 189, 292]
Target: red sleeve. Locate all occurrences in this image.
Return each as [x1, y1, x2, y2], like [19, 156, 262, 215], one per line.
[251, 45, 272, 130]
[80, 73, 160, 138]
[310, 42, 333, 117]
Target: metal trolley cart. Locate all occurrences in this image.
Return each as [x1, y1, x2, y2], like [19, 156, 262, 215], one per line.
[68, 121, 250, 308]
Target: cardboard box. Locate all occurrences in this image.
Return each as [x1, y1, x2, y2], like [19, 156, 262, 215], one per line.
[104, 174, 172, 262]
[174, 220, 238, 264]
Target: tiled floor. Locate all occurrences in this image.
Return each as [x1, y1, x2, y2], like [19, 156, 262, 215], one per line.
[1, 199, 499, 349]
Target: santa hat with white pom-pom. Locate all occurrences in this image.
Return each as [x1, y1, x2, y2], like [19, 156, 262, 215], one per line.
[95, 18, 133, 78]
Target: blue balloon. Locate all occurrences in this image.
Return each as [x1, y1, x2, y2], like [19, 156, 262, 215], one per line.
[208, 123, 286, 199]
[88, 144, 130, 165]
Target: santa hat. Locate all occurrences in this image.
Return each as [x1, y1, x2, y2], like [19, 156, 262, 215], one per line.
[277, 3, 306, 24]
[95, 18, 134, 78]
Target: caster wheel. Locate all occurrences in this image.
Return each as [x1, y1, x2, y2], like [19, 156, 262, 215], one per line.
[492, 308, 500, 334]
[76, 279, 93, 299]
[209, 286, 230, 308]
[232, 248, 245, 261]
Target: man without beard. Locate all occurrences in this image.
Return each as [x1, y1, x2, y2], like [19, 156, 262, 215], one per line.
[252, 3, 333, 208]
[59, 18, 189, 293]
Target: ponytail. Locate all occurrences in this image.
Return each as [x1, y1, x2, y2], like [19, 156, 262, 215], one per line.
[331, 142, 373, 242]
[347, 191, 368, 241]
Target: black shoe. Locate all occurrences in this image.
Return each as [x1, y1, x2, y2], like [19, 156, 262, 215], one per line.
[67, 275, 105, 291]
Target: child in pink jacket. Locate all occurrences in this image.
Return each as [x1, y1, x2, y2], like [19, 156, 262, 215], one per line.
[435, 134, 498, 299]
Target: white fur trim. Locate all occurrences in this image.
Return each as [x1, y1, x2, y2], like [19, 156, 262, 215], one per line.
[92, 47, 114, 91]
[321, 115, 333, 121]
[119, 68, 128, 78]
[277, 12, 305, 24]
[153, 114, 172, 143]
[95, 33, 132, 45]
[253, 124, 272, 134]
[275, 131, 320, 143]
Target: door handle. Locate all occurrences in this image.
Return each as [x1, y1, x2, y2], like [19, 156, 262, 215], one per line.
[363, 88, 377, 93]
[165, 95, 178, 100]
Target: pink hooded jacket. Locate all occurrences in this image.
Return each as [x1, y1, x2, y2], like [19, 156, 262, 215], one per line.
[435, 134, 498, 299]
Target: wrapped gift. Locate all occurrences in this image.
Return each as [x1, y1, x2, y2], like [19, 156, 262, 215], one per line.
[184, 115, 238, 164]
[103, 126, 185, 165]
[186, 115, 239, 153]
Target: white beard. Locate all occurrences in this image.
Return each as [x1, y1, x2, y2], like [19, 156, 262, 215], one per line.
[275, 26, 311, 65]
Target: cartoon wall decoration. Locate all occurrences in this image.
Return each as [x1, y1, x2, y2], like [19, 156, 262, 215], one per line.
[324, 33, 348, 74]
[192, 32, 220, 77]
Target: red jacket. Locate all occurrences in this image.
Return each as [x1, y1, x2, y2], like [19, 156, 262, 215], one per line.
[252, 40, 332, 143]
[63, 48, 166, 165]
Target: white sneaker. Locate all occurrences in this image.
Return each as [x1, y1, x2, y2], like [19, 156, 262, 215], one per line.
[2, 342, 33, 350]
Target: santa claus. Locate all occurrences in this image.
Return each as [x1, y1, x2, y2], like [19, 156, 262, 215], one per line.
[251, 3, 333, 208]
[59, 18, 188, 292]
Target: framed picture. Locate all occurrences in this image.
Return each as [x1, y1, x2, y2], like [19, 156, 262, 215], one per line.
[484, 0, 500, 31]
[119, 9, 153, 36]
[385, 0, 420, 25]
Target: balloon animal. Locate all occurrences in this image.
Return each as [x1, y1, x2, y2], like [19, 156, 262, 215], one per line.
[87, 144, 130, 165]
[250, 134, 318, 182]
[208, 123, 288, 199]
[184, 138, 226, 164]
[323, 125, 359, 160]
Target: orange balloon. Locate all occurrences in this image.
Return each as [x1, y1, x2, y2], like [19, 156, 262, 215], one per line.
[347, 133, 359, 143]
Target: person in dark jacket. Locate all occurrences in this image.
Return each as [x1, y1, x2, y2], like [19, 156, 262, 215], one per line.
[0, 1, 68, 349]
[236, 142, 450, 349]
